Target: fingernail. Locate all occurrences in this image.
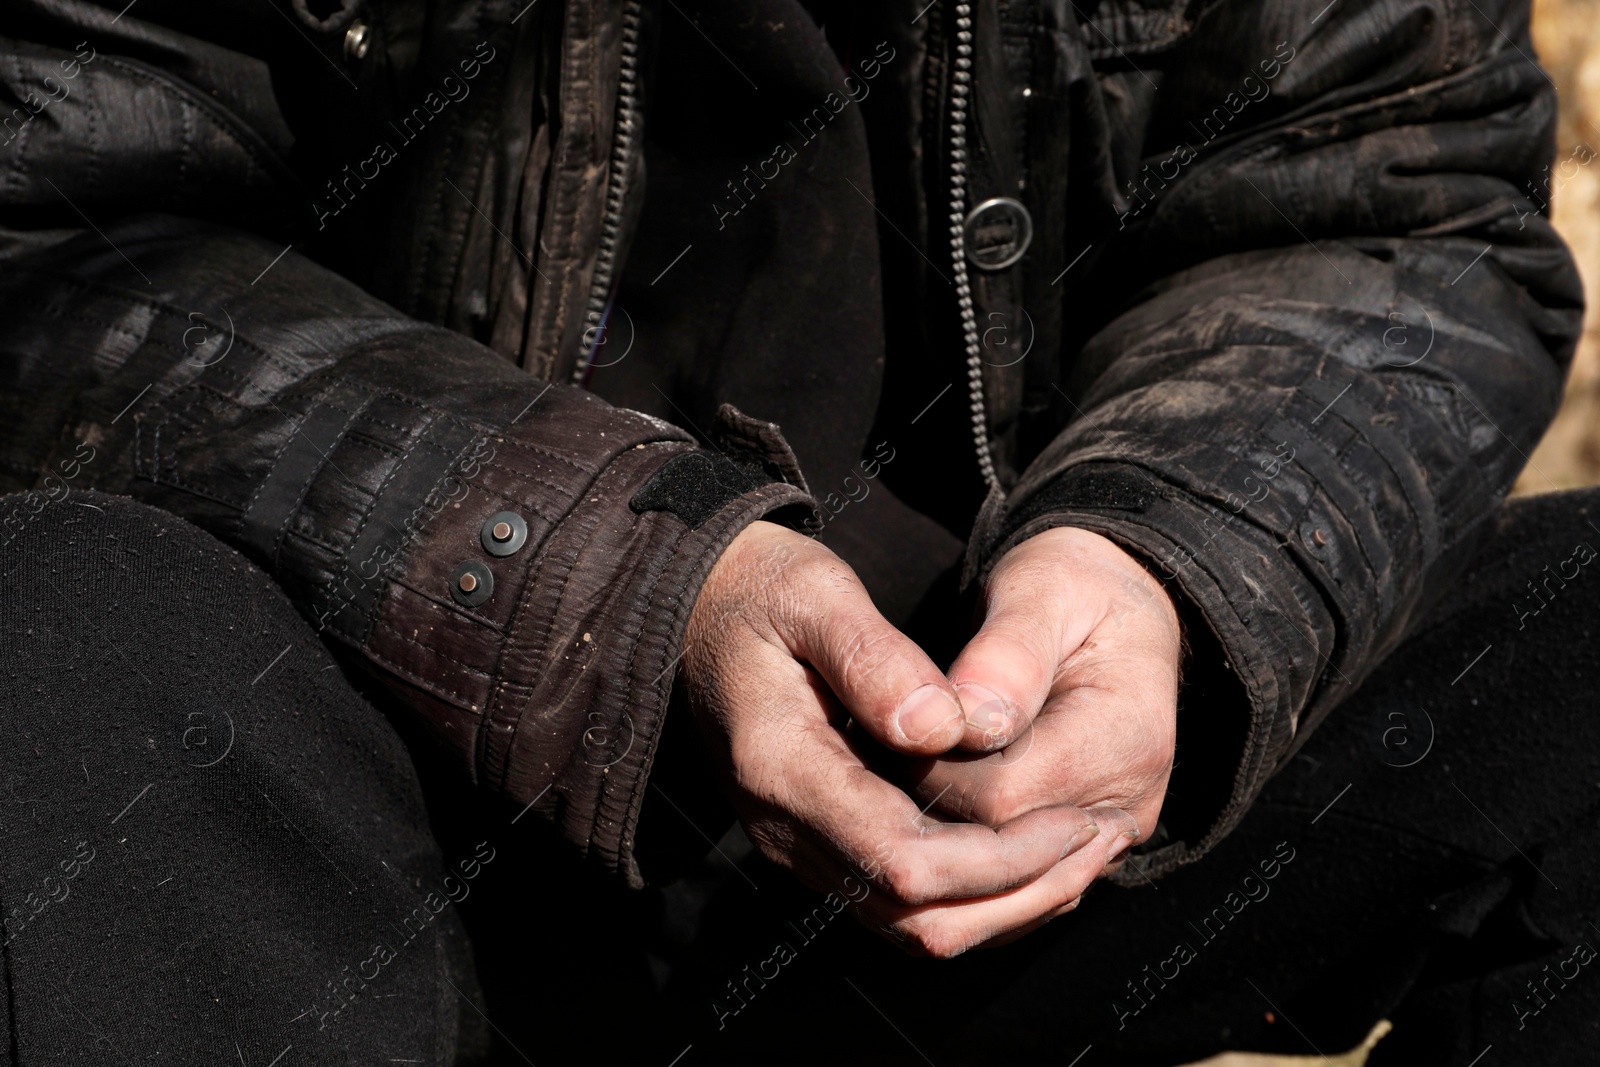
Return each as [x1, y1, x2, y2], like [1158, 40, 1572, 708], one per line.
[896, 684, 963, 743]
[954, 683, 1015, 742]
[1089, 806, 1141, 865]
[1061, 821, 1101, 859]
[1105, 836, 1138, 869]
[1109, 835, 1140, 867]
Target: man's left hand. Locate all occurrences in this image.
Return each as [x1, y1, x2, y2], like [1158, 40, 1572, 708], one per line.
[912, 527, 1182, 876]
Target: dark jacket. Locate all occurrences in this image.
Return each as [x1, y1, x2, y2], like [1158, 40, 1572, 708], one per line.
[0, 0, 1580, 886]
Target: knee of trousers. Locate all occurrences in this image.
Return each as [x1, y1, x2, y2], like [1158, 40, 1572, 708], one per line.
[2, 489, 316, 741]
[0, 488, 433, 827]
[0, 491, 473, 1056]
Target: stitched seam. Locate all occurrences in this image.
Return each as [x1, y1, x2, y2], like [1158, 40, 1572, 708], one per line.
[371, 615, 497, 683]
[1328, 423, 1400, 589]
[333, 413, 446, 566]
[271, 390, 375, 568]
[277, 430, 412, 558]
[325, 380, 482, 438]
[16, 294, 168, 344]
[328, 440, 500, 627]
[177, 95, 193, 192]
[311, 401, 477, 454]
[476, 457, 586, 501]
[8, 53, 33, 191]
[137, 390, 256, 509]
[488, 431, 599, 472]
[129, 470, 254, 513]
[389, 574, 507, 633]
[480, 439, 639, 786]
[94, 55, 296, 191]
[454, 476, 565, 528]
[611, 486, 806, 868]
[586, 507, 691, 852]
[1132, 53, 1537, 229]
[23, 276, 501, 438]
[366, 646, 482, 708]
[239, 375, 348, 522]
[340, 426, 407, 460]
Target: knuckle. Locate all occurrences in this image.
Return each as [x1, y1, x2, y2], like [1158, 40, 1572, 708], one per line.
[887, 916, 937, 957]
[939, 778, 985, 822]
[898, 919, 969, 960]
[1129, 720, 1177, 779]
[792, 548, 861, 597]
[967, 785, 1013, 827]
[828, 621, 901, 688]
[725, 734, 770, 789]
[968, 773, 1033, 827]
[773, 551, 865, 632]
[879, 856, 934, 906]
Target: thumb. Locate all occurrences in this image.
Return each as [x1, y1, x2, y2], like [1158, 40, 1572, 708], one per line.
[947, 588, 1067, 752]
[786, 581, 966, 756]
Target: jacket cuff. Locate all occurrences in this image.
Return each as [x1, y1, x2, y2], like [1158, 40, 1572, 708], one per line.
[974, 461, 1326, 883]
[361, 407, 811, 887]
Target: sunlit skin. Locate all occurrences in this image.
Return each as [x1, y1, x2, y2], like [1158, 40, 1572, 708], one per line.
[681, 520, 1178, 956]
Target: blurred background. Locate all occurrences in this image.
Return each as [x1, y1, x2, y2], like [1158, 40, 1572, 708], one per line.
[1515, 0, 1600, 494]
[1192, 2, 1600, 1064]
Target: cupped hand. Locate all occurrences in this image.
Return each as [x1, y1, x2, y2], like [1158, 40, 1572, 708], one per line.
[914, 526, 1182, 872]
[679, 520, 1119, 957]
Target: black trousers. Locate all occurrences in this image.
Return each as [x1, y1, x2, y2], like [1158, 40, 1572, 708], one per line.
[2, 490, 1597, 1066]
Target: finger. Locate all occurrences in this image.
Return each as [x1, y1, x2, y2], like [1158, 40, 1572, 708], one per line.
[946, 576, 1091, 752]
[920, 653, 1178, 827]
[809, 770, 1103, 905]
[915, 684, 1177, 831]
[717, 648, 1099, 904]
[871, 829, 1117, 958]
[770, 798, 1131, 959]
[778, 809, 1103, 955]
[947, 526, 1179, 754]
[758, 704, 1102, 901]
[782, 562, 965, 754]
[780, 803, 1099, 910]
[1091, 804, 1145, 871]
[973, 895, 1081, 950]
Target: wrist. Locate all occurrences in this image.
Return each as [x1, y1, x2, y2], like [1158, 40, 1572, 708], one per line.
[997, 526, 1180, 641]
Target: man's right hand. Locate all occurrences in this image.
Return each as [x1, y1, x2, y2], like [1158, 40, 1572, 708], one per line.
[679, 520, 1120, 958]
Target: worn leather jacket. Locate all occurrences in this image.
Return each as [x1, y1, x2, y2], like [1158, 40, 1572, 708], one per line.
[0, 0, 1580, 886]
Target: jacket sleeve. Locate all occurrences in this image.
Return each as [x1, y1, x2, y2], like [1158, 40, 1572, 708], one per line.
[976, 0, 1584, 880]
[0, 24, 811, 887]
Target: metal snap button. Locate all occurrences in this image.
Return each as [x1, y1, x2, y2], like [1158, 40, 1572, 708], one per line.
[963, 197, 1033, 271]
[344, 21, 373, 62]
[480, 511, 529, 557]
[450, 560, 494, 607]
[1299, 520, 1333, 559]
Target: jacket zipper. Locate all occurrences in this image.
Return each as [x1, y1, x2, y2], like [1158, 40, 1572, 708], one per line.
[946, 0, 1001, 494]
[572, 0, 643, 384]
[576, 0, 999, 499]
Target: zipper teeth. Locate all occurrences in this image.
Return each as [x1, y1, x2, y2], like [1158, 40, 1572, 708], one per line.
[947, 1, 1000, 493]
[577, 0, 998, 494]
[572, 0, 643, 384]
